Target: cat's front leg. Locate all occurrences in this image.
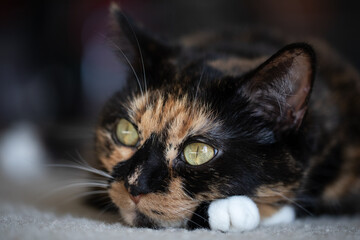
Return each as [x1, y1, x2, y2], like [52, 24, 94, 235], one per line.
[207, 196, 260, 232]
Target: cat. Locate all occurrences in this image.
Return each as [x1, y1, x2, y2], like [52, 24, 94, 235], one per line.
[93, 3, 360, 231]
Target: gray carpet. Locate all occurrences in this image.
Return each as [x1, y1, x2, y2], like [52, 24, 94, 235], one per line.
[0, 125, 359, 240]
[0, 174, 359, 240]
[1, 200, 360, 240]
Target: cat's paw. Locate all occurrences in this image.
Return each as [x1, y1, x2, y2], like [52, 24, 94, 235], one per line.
[261, 205, 295, 226]
[208, 196, 260, 232]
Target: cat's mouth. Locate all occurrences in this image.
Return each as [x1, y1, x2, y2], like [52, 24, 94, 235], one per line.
[108, 180, 197, 228]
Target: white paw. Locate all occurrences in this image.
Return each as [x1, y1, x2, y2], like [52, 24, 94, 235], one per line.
[208, 196, 260, 232]
[261, 205, 295, 226]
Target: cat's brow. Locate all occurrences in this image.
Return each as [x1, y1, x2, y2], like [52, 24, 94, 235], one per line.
[128, 92, 219, 162]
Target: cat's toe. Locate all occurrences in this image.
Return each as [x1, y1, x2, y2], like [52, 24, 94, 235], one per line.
[228, 196, 260, 231]
[208, 198, 231, 231]
[208, 196, 260, 232]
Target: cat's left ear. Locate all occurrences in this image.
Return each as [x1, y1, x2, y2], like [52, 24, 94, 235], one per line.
[242, 43, 316, 133]
[109, 3, 177, 66]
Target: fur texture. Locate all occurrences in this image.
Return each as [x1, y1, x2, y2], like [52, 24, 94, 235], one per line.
[93, 3, 360, 230]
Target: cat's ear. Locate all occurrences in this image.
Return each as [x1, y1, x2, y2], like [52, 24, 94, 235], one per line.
[242, 43, 316, 133]
[109, 3, 176, 66]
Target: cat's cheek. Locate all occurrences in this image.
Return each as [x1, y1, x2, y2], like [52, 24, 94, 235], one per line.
[101, 146, 135, 172]
[96, 129, 136, 172]
[119, 208, 137, 226]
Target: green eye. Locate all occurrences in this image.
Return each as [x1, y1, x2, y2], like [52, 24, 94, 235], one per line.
[183, 142, 215, 165]
[116, 119, 139, 146]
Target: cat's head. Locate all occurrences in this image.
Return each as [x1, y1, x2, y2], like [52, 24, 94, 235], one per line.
[95, 4, 316, 228]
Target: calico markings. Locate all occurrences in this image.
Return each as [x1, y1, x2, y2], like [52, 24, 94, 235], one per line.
[93, 3, 360, 230]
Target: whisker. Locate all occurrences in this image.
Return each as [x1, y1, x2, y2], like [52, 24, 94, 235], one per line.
[37, 181, 109, 204]
[257, 192, 313, 216]
[193, 65, 206, 110]
[154, 185, 205, 228]
[63, 190, 109, 204]
[184, 217, 203, 229]
[181, 188, 195, 199]
[166, 185, 198, 202]
[66, 151, 88, 167]
[46, 164, 113, 179]
[170, 207, 205, 229]
[98, 201, 118, 217]
[122, 13, 148, 100]
[105, 36, 144, 97]
[173, 205, 208, 224]
[74, 150, 92, 167]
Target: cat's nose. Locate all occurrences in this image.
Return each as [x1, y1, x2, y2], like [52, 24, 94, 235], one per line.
[129, 194, 143, 204]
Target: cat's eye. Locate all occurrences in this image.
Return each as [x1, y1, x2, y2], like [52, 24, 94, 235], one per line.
[116, 119, 139, 146]
[183, 142, 215, 165]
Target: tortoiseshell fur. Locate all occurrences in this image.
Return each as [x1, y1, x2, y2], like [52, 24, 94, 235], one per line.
[94, 4, 360, 229]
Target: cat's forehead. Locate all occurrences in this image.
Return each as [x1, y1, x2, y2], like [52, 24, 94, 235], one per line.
[126, 91, 221, 160]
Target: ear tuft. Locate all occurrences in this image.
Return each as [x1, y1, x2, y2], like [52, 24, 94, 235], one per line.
[243, 43, 316, 133]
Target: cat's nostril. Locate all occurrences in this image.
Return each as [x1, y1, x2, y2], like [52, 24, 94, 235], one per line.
[129, 194, 143, 204]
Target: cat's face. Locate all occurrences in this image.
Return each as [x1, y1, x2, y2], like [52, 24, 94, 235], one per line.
[94, 4, 315, 228]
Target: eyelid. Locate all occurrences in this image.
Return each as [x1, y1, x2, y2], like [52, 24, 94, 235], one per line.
[181, 136, 218, 151]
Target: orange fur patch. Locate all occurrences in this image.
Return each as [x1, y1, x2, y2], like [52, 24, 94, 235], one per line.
[98, 91, 223, 226]
[96, 129, 135, 172]
[108, 181, 137, 225]
[257, 204, 281, 219]
[126, 91, 220, 165]
[253, 183, 298, 219]
[138, 178, 197, 225]
[109, 178, 199, 227]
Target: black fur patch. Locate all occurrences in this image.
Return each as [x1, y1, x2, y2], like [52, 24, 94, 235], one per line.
[95, 4, 360, 229]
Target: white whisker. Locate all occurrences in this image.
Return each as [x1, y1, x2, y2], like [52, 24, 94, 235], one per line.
[38, 182, 109, 202]
[109, 38, 144, 97]
[256, 192, 313, 216]
[98, 33, 144, 97]
[173, 205, 208, 224]
[192, 65, 206, 110]
[63, 190, 108, 204]
[98, 201, 118, 217]
[125, 15, 148, 99]
[46, 164, 113, 179]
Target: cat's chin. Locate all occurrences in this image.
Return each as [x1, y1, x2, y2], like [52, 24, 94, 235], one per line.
[109, 180, 197, 229]
[118, 208, 137, 227]
[119, 208, 187, 229]
[120, 209, 157, 228]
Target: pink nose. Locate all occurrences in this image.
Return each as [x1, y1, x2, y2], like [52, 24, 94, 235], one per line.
[129, 194, 143, 204]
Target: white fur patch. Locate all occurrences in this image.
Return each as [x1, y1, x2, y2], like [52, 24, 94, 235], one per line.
[261, 205, 295, 226]
[208, 196, 260, 232]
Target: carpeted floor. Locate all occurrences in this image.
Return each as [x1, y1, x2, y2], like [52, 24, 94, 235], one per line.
[0, 125, 359, 240]
[0, 173, 359, 240]
[1, 200, 360, 240]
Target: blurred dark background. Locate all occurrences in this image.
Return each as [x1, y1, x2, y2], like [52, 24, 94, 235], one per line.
[1, 0, 360, 159]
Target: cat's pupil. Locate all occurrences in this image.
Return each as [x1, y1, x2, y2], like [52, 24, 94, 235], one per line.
[116, 119, 139, 146]
[184, 142, 215, 165]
